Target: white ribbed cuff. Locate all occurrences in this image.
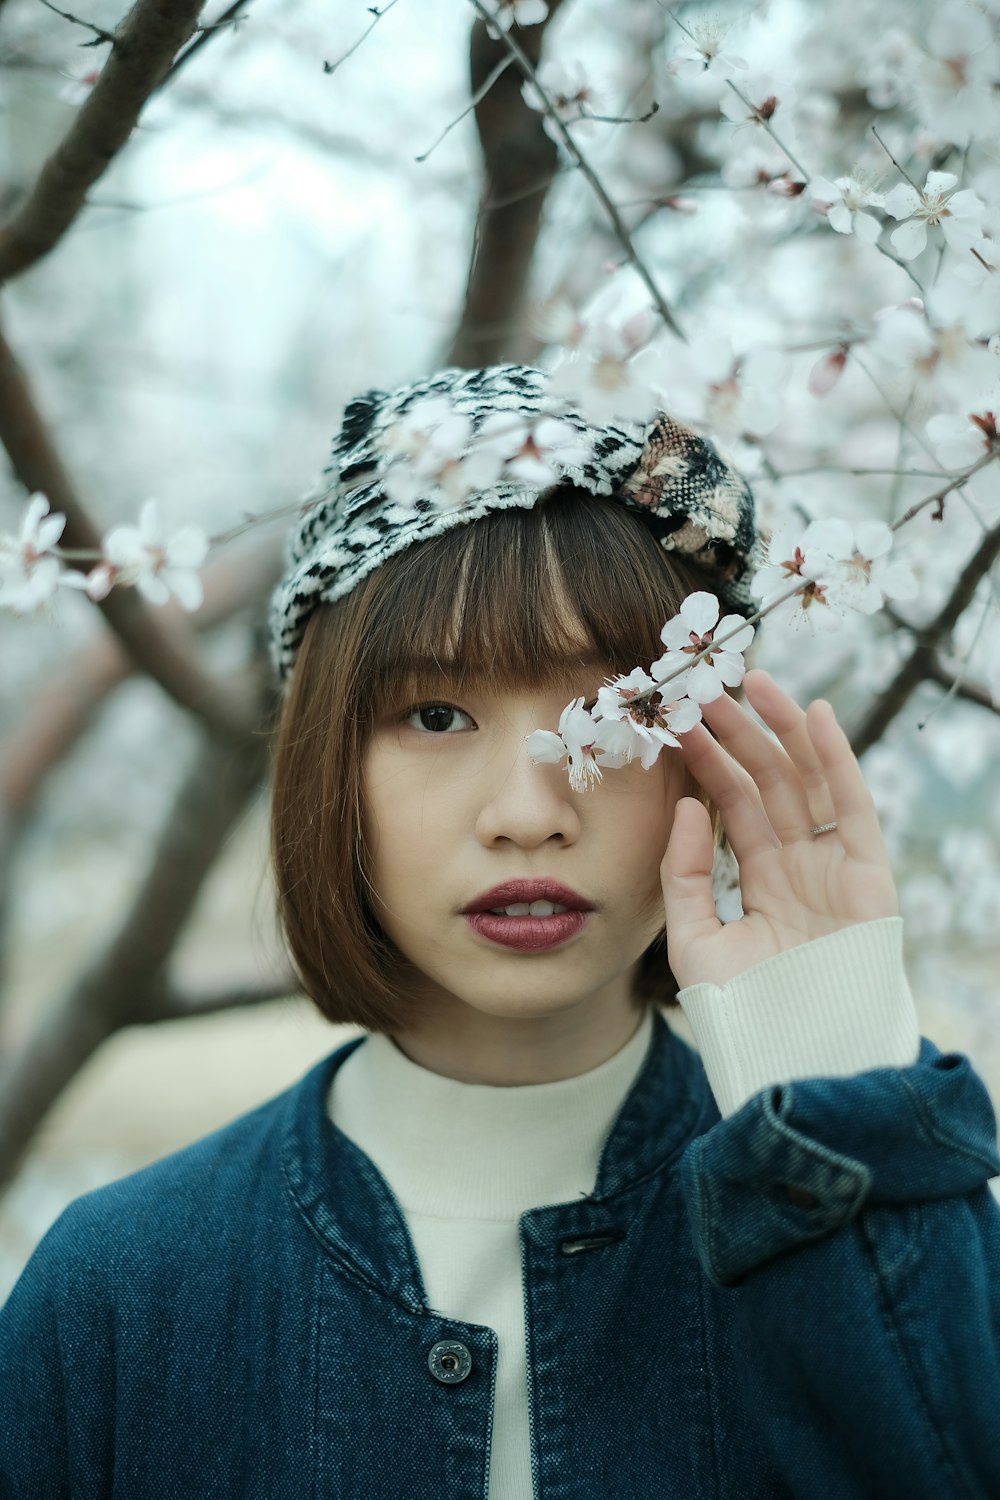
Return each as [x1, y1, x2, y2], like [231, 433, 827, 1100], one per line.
[676, 916, 921, 1119]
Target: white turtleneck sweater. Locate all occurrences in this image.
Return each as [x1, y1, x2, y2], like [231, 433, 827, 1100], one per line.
[327, 916, 920, 1499]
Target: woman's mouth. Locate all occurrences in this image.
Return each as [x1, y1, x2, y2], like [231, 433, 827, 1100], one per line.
[463, 906, 590, 952]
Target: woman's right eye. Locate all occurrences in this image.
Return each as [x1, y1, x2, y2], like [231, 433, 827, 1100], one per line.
[403, 703, 475, 734]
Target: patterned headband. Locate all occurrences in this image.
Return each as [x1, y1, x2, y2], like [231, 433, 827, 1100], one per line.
[267, 362, 766, 689]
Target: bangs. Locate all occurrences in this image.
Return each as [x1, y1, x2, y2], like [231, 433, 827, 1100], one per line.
[342, 488, 709, 714]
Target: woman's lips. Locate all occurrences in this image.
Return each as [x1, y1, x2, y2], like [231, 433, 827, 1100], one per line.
[464, 910, 589, 952]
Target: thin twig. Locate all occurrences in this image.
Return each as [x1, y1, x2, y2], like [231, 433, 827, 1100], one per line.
[0, 0, 208, 282]
[468, 0, 686, 341]
[323, 0, 403, 77]
[416, 54, 513, 162]
[35, 0, 115, 46]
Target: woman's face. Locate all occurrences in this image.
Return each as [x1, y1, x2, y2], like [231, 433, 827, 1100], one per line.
[362, 663, 692, 1081]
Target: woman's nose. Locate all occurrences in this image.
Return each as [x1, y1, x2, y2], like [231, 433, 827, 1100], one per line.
[474, 736, 582, 849]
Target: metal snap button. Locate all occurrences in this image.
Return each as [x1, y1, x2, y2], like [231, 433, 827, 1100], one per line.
[428, 1340, 472, 1384]
[784, 1184, 820, 1209]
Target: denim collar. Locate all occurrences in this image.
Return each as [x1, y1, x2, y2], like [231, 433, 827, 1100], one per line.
[280, 1009, 715, 1314]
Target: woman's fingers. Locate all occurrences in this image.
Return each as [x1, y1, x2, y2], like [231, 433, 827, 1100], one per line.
[804, 697, 889, 864]
[740, 670, 838, 830]
[660, 795, 723, 947]
[697, 681, 818, 844]
[676, 719, 781, 863]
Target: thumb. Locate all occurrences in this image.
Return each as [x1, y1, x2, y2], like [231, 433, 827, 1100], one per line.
[660, 796, 722, 950]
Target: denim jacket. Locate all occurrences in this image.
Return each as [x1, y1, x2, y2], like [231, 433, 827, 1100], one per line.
[2, 1012, 999, 1499]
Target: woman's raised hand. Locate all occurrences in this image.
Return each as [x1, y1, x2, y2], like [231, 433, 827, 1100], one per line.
[660, 668, 900, 992]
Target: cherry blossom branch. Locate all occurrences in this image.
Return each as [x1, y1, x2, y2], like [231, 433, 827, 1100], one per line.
[599, 444, 998, 705]
[0, 319, 261, 743]
[0, 722, 272, 1195]
[891, 447, 1000, 529]
[662, 11, 927, 297]
[0, 530, 284, 832]
[467, 0, 686, 342]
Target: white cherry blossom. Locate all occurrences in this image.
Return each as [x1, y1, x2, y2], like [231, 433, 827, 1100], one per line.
[652, 591, 755, 704]
[807, 173, 885, 244]
[545, 313, 660, 426]
[88, 500, 209, 611]
[593, 669, 701, 769]
[645, 334, 787, 442]
[801, 518, 919, 615]
[481, 0, 548, 36]
[0, 493, 67, 614]
[383, 399, 508, 510]
[525, 696, 626, 793]
[667, 18, 747, 79]
[520, 61, 604, 144]
[910, 3, 1000, 148]
[748, 522, 844, 635]
[472, 412, 593, 486]
[882, 171, 985, 261]
[926, 399, 999, 469]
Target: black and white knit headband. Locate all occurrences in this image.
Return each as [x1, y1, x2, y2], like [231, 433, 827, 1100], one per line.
[267, 362, 766, 689]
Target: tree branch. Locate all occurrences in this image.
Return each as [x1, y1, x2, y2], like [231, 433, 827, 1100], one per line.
[0, 0, 219, 283]
[0, 317, 261, 743]
[849, 518, 1000, 756]
[144, 968, 302, 1021]
[0, 718, 273, 1193]
[923, 653, 999, 715]
[445, 1, 567, 366]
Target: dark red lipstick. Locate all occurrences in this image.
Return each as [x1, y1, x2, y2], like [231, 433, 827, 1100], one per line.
[461, 879, 594, 952]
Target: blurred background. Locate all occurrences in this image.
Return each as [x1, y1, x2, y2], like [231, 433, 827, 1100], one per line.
[1, 0, 998, 1299]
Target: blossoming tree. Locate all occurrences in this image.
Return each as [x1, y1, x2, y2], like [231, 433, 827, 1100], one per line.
[0, 0, 998, 1197]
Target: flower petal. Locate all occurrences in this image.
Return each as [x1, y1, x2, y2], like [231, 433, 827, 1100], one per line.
[685, 661, 725, 703]
[890, 219, 928, 260]
[679, 590, 721, 637]
[525, 729, 566, 763]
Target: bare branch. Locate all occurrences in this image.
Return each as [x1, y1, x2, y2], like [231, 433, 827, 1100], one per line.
[322, 0, 402, 78]
[849, 517, 1000, 756]
[160, 0, 252, 87]
[35, 0, 116, 46]
[415, 53, 513, 163]
[0, 0, 232, 283]
[0, 318, 262, 743]
[922, 654, 998, 715]
[0, 720, 272, 1194]
[444, 2, 566, 365]
[146, 969, 303, 1021]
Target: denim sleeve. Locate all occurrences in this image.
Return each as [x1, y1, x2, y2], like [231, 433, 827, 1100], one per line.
[680, 1036, 1000, 1498]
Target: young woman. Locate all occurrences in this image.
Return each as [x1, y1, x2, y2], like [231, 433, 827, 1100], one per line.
[2, 363, 999, 1498]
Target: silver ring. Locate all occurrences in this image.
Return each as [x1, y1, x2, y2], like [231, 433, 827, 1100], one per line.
[810, 821, 838, 836]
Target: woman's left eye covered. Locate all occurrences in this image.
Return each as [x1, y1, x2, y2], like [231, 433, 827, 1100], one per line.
[403, 703, 476, 734]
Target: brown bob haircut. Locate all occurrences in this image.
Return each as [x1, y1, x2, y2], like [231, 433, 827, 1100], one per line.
[268, 485, 732, 1035]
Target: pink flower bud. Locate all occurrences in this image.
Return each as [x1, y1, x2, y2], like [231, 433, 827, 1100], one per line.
[808, 347, 848, 397]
